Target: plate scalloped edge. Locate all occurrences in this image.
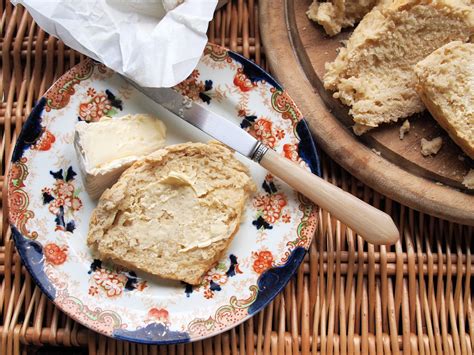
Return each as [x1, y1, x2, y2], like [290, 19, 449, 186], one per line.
[8, 43, 321, 344]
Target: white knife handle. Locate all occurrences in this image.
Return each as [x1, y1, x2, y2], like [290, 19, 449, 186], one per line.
[259, 148, 399, 245]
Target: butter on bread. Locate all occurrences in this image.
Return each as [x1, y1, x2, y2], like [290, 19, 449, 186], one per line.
[74, 114, 166, 199]
[87, 142, 256, 285]
[414, 41, 474, 159]
[307, 0, 391, 36]
[324, 0, 474, 134]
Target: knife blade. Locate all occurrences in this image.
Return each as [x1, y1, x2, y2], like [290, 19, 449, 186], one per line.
[126, 79, 399, 246]
[126, 81, 268, 162]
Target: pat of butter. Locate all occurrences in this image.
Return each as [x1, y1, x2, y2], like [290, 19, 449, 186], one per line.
[74, 114, 166, 199]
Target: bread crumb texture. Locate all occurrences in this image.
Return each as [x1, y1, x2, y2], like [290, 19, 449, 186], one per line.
[462, 169, 474, 189]
[399, 120, 411, 140]
[414, 41, 474, 159]
[87, 142, 256, 285]
[324, 0, 474, 133]
[421, 136, 443, 156]
[307, 0, 391, 36]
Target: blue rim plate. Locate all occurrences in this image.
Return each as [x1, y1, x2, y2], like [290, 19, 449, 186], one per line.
[8, 43, 320, 344]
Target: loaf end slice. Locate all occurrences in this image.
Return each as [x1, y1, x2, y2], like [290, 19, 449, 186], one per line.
[414, 41, 474, 159]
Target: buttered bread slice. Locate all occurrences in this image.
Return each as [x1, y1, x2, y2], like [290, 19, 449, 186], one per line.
[414, 41, 474, 159]
[87, 142, 256, 285]
[324, 0, 474, 134]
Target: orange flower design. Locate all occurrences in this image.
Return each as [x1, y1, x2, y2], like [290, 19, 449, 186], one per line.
[79, 94, 111, 122]
[136, 281, 148, 291]
[193, 255, 241, 300]
[283, 144, 300, 162]
[54, 181, 75, 199]
[265, 173, 274, 182]
[88, 286, 99, 296]
[205, 270, 228, 285]
[233, 68, 257, 92]
[43, 243, 68, 265]
[87, 87, 96, 97]
[148, 308, 169, 324]
[253, 118, 276, 148]
[275, 129, 285, 140]
[93, 269, 126, 297]
[32, 130, 56, 151]
[204, 289, 214, 299]
[43, 166, 82, 233]
[252, 250, 274, 274]
[253, 193, 287, 223]
[64, 196, 83, 211]
[176, 69, 205, 101]
[48, 198, 62, 215]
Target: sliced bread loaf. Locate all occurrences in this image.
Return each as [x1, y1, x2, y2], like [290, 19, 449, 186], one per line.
[414, 41, 474, 159]
[87, 142, 256, 285]
[324, 0, 474, 134]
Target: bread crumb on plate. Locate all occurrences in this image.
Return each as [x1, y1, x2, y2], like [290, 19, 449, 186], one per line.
[421, 137, 443, 156]
[371, 148, 381, 156]
[462, 169, 474, 189]
[399, 120, 410, 140]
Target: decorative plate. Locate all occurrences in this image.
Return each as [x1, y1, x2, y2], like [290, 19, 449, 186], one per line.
[8, 43, 320, 344]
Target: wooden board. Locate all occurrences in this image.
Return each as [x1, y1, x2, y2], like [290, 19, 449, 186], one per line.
[260, 0, 474, 225]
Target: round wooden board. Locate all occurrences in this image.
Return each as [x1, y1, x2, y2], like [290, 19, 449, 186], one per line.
[260, 0, 474, 225]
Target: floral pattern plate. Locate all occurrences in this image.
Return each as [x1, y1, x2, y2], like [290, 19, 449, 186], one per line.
[8, 44, 321, 344]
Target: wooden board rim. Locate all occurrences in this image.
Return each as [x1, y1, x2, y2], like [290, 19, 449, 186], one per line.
[259, 0, 474, 226]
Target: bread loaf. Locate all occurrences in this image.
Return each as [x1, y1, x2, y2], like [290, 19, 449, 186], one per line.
[324, 0, 474, 134]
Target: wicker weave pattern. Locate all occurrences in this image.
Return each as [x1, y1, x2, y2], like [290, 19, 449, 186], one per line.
[1, 1, 473, 353]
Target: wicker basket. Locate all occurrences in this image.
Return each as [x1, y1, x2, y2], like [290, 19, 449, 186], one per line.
[1, 0, 472, 353]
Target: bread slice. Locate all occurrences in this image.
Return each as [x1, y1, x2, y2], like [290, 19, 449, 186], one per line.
[414, 41, 474, 159]
[307, 0, 391, 36]
[324, 0, 474, 134]
[87, 142, 256, 285]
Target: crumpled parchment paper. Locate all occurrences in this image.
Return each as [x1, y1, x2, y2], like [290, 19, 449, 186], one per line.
[12, 0, 218, 87]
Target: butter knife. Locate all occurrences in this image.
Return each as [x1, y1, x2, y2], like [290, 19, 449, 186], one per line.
[128, 83, 399, 245]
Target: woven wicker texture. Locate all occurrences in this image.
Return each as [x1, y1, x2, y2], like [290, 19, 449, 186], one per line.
[1, 0, 473, 354]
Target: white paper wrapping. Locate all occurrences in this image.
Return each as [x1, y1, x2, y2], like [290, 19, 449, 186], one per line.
[12, 0, 218, 87]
